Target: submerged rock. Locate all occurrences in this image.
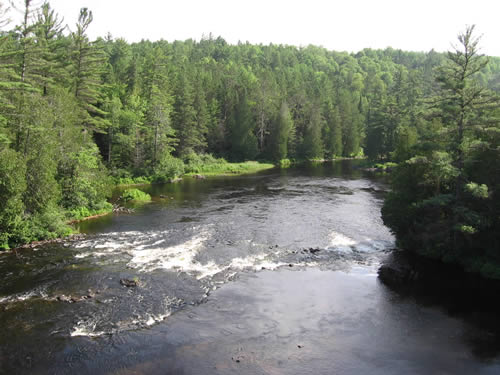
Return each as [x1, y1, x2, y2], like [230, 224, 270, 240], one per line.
[55, 290, 99, 303]
[113, 205, 134, 214]
[120, 278, 139, 287]
[56, 295, 72, 303]
[56, 295, 81, 303]
[303, 247, 321, 254]
[378, 256, 419, 286]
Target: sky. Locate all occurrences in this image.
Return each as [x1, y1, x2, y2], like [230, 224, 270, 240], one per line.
[14, 0, 500, 56]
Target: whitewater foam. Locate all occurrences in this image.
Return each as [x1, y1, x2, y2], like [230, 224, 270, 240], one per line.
[70, 319, 107, 337]
[126, 230, 225, 279]
[0, 286, 50, 304]
[327, 232, 356, 253]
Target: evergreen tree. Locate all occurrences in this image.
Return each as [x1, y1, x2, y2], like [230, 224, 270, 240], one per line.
[383, 26, 500, 278]
[339, 90, 362, 157]
[323, 100, 342, 158]
[0, 148, 26, 248]
[270, 101, 293, 161]
[70, 8, 108, 130]
[229, 91, 258, 160]
[301, 107, 324, 159]
[172, 70, 202, 157]
[33, 2, 67, 95]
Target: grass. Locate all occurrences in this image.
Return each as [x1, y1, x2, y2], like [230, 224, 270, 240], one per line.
[184, 161, 275, 176]
[115, 176, 153, 186]
[67, 202, 114, 221]
[120, 188, 152, 202]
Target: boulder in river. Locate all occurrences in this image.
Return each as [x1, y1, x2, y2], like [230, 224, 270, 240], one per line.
[113, 205, 134, 214]
[120, 278, 139, 287]
[378, 255, 419, 286]
[56, 294, 82, 303]
[303, 247, 321, 254]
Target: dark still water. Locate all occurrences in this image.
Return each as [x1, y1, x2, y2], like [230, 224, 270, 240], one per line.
[0, 160, 499, 374]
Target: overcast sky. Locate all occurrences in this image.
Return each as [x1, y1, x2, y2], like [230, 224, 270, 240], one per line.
[19, 0, 500, 56]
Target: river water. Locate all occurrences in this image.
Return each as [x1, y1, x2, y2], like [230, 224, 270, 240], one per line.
[0, 160, 499, 374]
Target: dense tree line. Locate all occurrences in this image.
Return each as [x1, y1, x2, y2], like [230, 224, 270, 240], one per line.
[382, 26, 500, 279]
[0, 2, 499, 254]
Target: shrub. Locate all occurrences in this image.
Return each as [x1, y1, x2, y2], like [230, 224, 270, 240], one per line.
[184, 153, 227, 174]
[68, 201, 113, 220]
[0, 149, 27, 249]
[152, 154, 185, 183]
[120, 188, 151, 202]
[278, 159, 291, 168]
[58, 144, 113, 211]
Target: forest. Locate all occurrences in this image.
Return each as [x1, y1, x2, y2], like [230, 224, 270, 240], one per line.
[0, 2, 499, 278]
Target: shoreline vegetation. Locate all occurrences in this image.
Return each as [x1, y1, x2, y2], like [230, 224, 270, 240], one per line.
[0, 2, 498, 282]
[6, 159, 278, 250]
[6, 158, 342, 251]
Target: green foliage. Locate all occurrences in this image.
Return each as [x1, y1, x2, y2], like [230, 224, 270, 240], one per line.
[120, 188, 151, 202]
[68, 201, 113, 220]
[28, 205, 73, 239]
[185, 160, 274, 176]
[152, 153, 185, 183]
[1, 2, 500, 259]
[382, 26, 500, 279]
[24, 148, 61, 215]
[270, 102, 293, 161]
[278, 159, 292, 168]
[301, 108, 324, 159]
[373, 161, 398, 171]
[230, 93, 258, 161]
[465, 182, 489, 199]
[183, 153, 226, 173]
[116, 176, 152, 186]
[58, 144, 113, 211]
[0, 149, 27, 248]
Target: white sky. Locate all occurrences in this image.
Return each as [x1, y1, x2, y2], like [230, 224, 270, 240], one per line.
[16, 0, 500, 56]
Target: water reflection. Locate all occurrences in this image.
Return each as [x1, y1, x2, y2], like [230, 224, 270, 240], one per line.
[0, 160, 498, 374]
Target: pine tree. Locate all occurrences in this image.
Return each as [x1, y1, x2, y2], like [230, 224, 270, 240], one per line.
[302, 107, 323, 159]
[323, 100, 342, 158]
[434, 25, 497, 200]
[271, 101, 293, 161]
[70, 8, 108, 131]
[0, 148, 26, 248]
[339, 90, 361, 157]
[33, 2, 67, 95]
[172, 70, 202, 157]
[229, 91, 258, 160]
[142, 46, 175, 169]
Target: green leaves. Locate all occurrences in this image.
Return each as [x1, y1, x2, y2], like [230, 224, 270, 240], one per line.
[382, 26, 500, 278]
[465, 182, 489, 199]
[0, 148, 26, 248]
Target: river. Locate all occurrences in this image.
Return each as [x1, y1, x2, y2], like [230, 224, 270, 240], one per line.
[0, 160, 499, 374]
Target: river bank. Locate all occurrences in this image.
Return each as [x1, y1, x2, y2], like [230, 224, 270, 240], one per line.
[378, 250, 500, 300]
[2, 160, 499, 374]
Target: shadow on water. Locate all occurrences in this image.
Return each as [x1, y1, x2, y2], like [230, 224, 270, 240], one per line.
[379, 251, 500, 361]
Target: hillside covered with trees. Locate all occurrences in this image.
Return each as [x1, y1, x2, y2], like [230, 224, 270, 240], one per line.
[0, 0, 499, 277]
